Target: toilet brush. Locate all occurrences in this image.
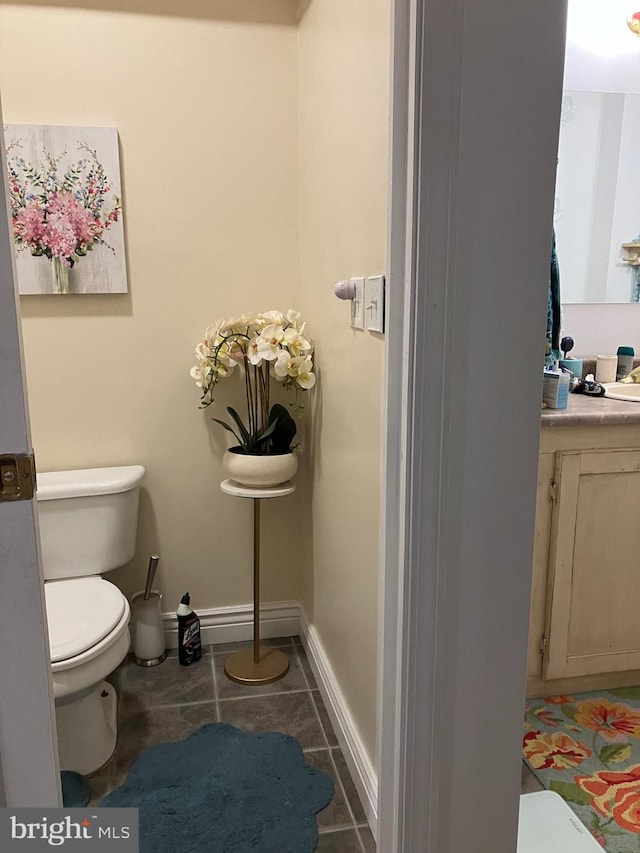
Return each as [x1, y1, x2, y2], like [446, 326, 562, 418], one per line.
[143, 555, 160, 600]
[132, 555, 166, 666]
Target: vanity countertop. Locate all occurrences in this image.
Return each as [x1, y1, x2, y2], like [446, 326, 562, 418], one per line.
[541, 393, 640, 427]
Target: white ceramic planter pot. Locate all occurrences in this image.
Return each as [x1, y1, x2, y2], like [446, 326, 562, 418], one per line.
[222, 449, 298, 488]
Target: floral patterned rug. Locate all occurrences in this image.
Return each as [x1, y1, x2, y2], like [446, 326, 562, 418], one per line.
[524, 688, 640, 851]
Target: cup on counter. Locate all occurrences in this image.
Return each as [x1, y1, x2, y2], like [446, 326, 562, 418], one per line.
[559, 358, 583, 380]
[595, 354, 617, 384]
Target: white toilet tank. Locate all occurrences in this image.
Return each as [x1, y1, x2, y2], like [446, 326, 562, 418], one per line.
[36, 466, 145, 580]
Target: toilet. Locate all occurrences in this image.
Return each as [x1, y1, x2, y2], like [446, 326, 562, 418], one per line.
[36, 465, 145, 777]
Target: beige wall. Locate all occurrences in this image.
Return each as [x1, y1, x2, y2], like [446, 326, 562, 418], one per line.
[298, 0, 389, 766]
[0, 1, 303, 608]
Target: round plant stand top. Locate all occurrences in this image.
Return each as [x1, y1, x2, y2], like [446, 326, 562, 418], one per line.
[220, 479, 296, 500]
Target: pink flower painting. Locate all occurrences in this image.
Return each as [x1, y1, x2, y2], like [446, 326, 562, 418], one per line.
[4, 125, 127, 294]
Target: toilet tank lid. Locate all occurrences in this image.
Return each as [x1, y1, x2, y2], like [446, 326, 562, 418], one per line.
[36, 465, 145, 501]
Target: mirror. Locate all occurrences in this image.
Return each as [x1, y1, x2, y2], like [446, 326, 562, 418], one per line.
[555, 90, 640, 303]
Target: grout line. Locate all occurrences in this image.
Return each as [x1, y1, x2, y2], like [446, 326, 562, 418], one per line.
[304, 671, 363, 840]
[210, 652, 221, 722]
[297, 646, 313, 691]
[296, 648, 317, 690]
[217, 687, 309, 702]
[144, 698, 218, 711]
[309, 690, 330, 750]
[317, 824, 359, 836]
[328, 746, 362, 846]
[355, 826, 373, 851]
[210, 651, 219, 700]
[208, 640, 294, 656]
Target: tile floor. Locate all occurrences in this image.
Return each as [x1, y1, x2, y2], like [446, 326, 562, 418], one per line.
[91, 636, 375, 853]
[522, 694, 544, 795]
[521, 761, 544, 795]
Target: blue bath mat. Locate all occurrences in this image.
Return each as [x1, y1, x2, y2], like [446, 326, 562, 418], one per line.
[61, 771, 90, 807]
[100, 723, 333, 852]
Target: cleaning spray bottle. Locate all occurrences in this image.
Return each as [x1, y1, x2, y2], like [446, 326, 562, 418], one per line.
[177, 593, 202, 666]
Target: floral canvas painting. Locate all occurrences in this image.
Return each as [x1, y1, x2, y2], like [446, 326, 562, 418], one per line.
[4, 124, 127, 294]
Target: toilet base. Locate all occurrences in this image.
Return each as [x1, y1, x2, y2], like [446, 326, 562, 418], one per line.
[55, 681, 118, 776]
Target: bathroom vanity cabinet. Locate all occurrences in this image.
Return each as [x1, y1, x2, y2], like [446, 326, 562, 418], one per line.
[527, 398, 640, 697]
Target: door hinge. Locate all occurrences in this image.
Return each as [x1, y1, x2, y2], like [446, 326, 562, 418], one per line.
[0, 453, 36, 502]
[539, 635, 548, 657]
[548, 480, 558, 502]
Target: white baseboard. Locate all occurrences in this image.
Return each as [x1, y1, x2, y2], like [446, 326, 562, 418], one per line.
[299, 609, 379, 838]
[162, 600, 301, 648]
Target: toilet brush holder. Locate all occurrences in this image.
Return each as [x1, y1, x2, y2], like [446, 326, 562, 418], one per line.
[131, 590, 167, 666]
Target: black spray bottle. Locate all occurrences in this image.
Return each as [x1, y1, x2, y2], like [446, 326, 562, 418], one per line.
[177, 593, 202, 666]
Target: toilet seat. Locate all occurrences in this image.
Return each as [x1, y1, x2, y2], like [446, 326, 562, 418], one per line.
[45, 578, 128, 665]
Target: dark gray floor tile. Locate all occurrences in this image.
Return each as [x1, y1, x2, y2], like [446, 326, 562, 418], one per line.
[316, 829, 362, 852]
[210, 637, 293, 655]
[237, 637, 293, 650]
[358, 825, 376, 852]
[298, 647, 318, 689]
[332, 749, 366, 824]
[208, 641, 240, 656]
[312, 690, 339, 747]
[521, 761, 544, 794]
[219, 692, 325, 750]
[119, 651, 214, 709]
[114, 702, 218, 777]
[214, 648, 307, 699]
[305, 750, 352, 831]
[103, 637, 376, 845]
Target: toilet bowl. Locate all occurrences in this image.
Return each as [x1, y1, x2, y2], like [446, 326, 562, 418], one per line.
[46, 577, 131, 776]
[37, 466, 145, 776]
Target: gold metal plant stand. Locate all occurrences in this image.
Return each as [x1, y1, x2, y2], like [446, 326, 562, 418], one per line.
[220, 478, 294, 685]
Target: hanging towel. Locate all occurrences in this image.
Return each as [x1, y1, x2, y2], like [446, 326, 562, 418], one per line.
[546, 229, 561, 367]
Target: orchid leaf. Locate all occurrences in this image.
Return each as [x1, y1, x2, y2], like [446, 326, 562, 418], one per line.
[269, 403, 297, 453]
[226, 407, 252, 447]
[253, 417, 281, 447]
[210, 418, 241, 445]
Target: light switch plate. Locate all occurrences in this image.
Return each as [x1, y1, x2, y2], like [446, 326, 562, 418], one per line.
[365, 275, 385, 333]
[350, 277, 365, 330]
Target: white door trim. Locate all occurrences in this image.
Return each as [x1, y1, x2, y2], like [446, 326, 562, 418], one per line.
[376, 0, 414, 847]
[378, 0, 568, 850]
[0, 100, 60, 806]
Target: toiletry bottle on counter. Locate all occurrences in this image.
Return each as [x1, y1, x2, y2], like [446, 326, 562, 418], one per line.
[543, 363, 570, 409]
[617, 346, 635, 381]
[596, 354, 617, 384]
[177, 593, 202, 666]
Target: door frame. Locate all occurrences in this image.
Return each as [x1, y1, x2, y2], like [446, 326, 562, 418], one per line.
[378, 0, 568, 850]
[0, 99, 60, 806]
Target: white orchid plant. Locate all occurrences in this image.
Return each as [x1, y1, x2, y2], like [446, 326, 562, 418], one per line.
[191, 309, 315, 455]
